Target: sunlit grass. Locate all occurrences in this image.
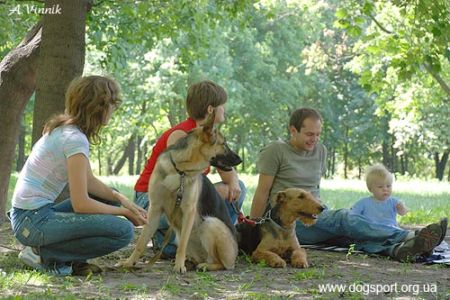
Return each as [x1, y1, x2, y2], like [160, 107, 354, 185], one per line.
[7, 173, 450, 225]
[0, 267, 54, 294]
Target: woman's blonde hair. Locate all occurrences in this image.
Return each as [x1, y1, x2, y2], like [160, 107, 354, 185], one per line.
[43, 75, 122, 144]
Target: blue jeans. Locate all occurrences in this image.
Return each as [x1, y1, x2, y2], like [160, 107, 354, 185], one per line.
[134, 179, 247, 257]
[295, 208, 409, 256]
[10, 199, 134, 265]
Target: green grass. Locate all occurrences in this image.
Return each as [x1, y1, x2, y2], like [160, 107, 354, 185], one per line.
[7, 173, 450, 225]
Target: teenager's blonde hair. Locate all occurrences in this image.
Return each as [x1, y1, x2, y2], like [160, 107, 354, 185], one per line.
[365, 164, 393, 190]
[186, 80, 227, 120]
[43, 76, 122, 144]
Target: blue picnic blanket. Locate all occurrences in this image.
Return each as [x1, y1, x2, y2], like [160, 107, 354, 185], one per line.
[302, 241, 450, 265]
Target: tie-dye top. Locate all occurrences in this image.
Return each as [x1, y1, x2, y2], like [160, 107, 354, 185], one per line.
[12, 125, 89, 210]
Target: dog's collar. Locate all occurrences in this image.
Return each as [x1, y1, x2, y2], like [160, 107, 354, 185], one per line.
[169, 154, 208, 175]
[262, 205, 291, 232]
[170, 154, 185, 176]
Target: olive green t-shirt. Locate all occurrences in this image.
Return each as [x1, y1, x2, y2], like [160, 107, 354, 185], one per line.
[256, 140, 327, 200]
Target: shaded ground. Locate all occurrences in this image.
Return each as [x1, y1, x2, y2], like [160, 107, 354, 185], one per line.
[0, 222, 448, 300]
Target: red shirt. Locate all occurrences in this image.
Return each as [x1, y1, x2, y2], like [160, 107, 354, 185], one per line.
[134, 118, 210, 192]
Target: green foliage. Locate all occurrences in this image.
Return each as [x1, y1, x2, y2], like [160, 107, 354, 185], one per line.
[0, 1, 40, 57]
[3, 0, 449, 180]
[335, 0, 449, 177]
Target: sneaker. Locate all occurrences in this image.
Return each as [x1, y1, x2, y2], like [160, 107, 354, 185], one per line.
[394, 222, 442, 262]
[19, 246, 72, 276]
[72, 262, 103, 276]
[437, 218, 448, 245]
[423, 218, 448, 256]
[19, 246, 42, 268]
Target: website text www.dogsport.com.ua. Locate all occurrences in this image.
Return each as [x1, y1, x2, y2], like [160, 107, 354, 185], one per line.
[318, 282, 438, 296]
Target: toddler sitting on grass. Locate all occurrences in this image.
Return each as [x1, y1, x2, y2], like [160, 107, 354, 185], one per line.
[351, 164, 412, 237]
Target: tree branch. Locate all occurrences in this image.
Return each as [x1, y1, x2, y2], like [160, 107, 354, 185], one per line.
[369, 14, 395, 35]
[19, 20, 43, 47]
[423, 63, 450, 100]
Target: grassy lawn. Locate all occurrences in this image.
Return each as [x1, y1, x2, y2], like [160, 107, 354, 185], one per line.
[7, 173, 450, 225]
[3, 173, 450, 299]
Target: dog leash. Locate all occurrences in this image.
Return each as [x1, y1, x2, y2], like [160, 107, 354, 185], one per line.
[169, 154, 186, 207]
[146, 225, 175, 266]
[231, 202, 260, 226]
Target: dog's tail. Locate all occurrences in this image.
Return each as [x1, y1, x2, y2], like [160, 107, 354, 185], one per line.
[200, 217, 238, 270]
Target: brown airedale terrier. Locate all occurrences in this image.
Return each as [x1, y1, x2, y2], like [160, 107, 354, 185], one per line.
[238, 188, 324, 268]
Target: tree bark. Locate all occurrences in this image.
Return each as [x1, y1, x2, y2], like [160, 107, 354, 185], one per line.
[357, 157, 362, 179]
[32, 0, 89, 145]
[343, 127, 349, 179]
[135, 135, 144, 175]
[113, 135, 135, 175]
[128, 135, 136, 175]
[331, 147, 336, 177]
[16, 119, 27, 172]
[434, 151, 449, 181]
[0, 22, 42, 223]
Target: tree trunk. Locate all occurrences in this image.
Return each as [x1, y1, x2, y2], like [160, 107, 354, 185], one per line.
[404, 152, 408, 175]
[447, 164, 450, 182]
[326, 147, 335, 178]
[16, 119, 27, 172]
[382, 139, 394, 171]
[357, 157, 362, 179]
[135, 135, 144, 175]
[331, 147, 336, 177]
[32, 0, 89, 145]
[241, 144, 246, 173]
[112, 135, 135, 175]
[434, 151, 449, 181]
[128, 136, 136, 175]
[400, 154, 405, 175]
[0, 22, 42, 224]
[107, 157, 113, 175]
[343, 127, 349, 179]
[391, 135, 396, 172]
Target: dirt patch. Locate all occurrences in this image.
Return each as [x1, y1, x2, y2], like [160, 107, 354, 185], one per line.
[0, 222, 448, 299]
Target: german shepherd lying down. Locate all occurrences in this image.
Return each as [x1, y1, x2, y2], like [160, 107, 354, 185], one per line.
[236, 188, 324, 268]
[118, 113, 242, 273]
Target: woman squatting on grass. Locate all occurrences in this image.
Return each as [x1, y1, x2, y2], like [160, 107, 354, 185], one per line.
[9, 76, 148, 276]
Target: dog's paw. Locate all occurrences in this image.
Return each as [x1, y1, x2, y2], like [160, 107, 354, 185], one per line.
[173, 261, 187, 273]
[196, 263, 208, 272]
[291, 259, 308, 268]
[268, 258, 286, 268]
[114, 259, 135, 269]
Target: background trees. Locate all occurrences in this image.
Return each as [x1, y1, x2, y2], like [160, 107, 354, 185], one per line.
[1, 0, 448, 220]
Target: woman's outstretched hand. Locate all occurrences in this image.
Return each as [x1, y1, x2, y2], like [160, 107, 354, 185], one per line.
[113, 190, 148, 226]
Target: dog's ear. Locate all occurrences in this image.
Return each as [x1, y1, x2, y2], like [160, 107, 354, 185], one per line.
[275, 191, 287, 204]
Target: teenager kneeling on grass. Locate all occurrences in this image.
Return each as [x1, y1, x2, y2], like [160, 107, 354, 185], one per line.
[250, 107, 447, 262]
[9, 76, 148, 276]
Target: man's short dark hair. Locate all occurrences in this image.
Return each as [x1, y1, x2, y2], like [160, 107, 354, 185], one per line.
[289, 108, 322, 131]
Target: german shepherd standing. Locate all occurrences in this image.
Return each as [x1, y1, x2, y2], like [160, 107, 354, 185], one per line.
[118, 112, 242, 273]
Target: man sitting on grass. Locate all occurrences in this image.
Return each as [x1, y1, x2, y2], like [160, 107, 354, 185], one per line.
[249, 107, 447, 262]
